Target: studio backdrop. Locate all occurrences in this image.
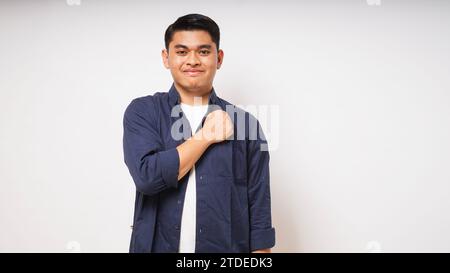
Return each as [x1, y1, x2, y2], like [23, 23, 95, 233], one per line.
[1, 0, 450, 252]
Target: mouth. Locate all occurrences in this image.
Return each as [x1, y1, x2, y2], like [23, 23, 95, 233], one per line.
[183, 70, 204, 77]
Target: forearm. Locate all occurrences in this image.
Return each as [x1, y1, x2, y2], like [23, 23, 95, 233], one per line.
[176, 129, 212, 180]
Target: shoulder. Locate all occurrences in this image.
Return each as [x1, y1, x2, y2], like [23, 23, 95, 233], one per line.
[219, 97, 261, 126]
[125, 91, 169, 115]
[127, 92, 165, 109]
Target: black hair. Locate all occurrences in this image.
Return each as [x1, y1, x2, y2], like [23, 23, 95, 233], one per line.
[164, 14, 220, 51]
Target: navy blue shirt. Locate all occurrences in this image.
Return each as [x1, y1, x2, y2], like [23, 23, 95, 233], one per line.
[123, 83, 275, 253]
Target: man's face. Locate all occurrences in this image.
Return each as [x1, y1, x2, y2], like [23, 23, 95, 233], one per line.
[162, 30, 223, 94]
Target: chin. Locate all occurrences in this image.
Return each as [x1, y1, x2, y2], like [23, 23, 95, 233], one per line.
[184, 79, 204, 90]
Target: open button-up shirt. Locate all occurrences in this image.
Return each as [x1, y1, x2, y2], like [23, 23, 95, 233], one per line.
[123, 83, 275, 253]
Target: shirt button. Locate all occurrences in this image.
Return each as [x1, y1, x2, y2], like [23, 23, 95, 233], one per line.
[175, 225, 180, 231]
[177, 200, 182, 205]
[199, 175, 206, 184]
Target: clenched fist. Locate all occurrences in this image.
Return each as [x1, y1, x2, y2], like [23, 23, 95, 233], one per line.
[199, 110, 234, 144]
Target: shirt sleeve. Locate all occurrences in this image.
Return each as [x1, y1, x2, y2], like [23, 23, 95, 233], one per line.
[247, 117, 276, 251]
[123, 97, 180, 196]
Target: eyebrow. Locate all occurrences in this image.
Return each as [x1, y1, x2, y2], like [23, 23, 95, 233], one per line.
[173, 44, 212, 50]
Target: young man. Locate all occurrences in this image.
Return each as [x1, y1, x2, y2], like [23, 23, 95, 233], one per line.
[123, 14, 275, 253]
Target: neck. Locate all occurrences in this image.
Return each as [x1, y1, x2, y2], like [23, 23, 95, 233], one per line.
[174, 82, 211, 106]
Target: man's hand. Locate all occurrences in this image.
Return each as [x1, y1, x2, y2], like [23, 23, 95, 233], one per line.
[199, 110, 233, 144]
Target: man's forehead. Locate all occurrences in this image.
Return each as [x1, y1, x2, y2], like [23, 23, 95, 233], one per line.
[170, 30, 214, 48]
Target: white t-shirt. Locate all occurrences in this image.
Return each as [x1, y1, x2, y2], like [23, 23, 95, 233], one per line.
[178, 102, 209, 253]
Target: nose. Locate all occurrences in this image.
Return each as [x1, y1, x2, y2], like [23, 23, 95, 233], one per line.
[186, 51, 200, 66]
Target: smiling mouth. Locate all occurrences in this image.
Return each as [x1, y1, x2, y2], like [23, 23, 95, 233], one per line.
[183, 70, 204, 77]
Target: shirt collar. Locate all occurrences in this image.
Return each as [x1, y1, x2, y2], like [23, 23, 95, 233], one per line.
[168, 82, 219, 107]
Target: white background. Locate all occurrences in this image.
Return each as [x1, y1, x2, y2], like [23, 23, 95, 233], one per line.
[1, 0, 450, 252]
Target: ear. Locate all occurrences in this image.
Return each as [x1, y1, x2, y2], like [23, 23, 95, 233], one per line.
[217, 49, 224, 70]
[162, 49, 170, 69]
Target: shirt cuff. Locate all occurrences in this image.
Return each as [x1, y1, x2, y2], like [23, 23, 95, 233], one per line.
[158, 147, 180, 189]
[250, 227, 276, 252]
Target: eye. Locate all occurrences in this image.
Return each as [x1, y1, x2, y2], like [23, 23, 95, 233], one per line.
[199, 50, 210, 55]
[176, 51, 187, 55]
